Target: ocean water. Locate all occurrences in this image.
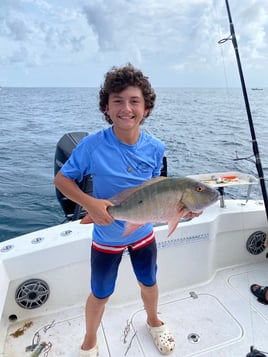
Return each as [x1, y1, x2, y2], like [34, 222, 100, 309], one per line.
[0, 87, 267, 242]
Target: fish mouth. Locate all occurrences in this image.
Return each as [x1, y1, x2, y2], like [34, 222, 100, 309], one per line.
[187, 190, 220, 212]
[207, 190, 220, 206]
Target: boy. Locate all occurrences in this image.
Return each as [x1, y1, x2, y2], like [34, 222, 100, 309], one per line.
[54, 64, 175, 356]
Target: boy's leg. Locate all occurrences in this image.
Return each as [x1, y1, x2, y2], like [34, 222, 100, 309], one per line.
[139, 281, 162, 327]
[81, 293, 109, 350]
[129, 238, 161, 326]
[81, 245, 124, 351]
[129, 238, 175, 354]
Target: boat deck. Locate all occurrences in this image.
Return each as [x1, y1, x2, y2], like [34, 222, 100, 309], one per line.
[4, 261, 268, 357]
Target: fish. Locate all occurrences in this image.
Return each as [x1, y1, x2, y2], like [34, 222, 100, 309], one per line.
[80, 176, 219, 237]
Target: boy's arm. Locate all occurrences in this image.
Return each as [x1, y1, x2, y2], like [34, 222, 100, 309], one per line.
[54, 171, 114, 225]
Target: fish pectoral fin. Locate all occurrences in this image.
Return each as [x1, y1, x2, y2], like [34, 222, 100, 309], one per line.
[167, 209, 187, 237]
[123, 222, 144, 237]
[80, 214, 93, 224]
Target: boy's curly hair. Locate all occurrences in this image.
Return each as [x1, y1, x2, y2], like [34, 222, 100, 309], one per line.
[99, 63, 156, 124]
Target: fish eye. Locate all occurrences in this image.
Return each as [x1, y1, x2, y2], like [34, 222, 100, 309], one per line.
[196, 186, 204, 192]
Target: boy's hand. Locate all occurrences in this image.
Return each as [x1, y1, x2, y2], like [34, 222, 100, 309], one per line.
[81, 198, 114, 225]
[183, 211, 203, 219]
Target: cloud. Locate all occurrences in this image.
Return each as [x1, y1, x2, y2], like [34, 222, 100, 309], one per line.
[83, 2, 117, 51]
[228, 1, 268, 71]
[4, 17, 31, 41]
[1, 0, 268, 86]
[0, 0, 93, 68]
[82, 0, 215, 65]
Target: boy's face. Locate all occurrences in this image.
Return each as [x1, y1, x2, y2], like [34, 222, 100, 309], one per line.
[105, 86, 149, 133]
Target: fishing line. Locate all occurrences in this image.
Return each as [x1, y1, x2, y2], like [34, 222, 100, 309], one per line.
[212, 3, 232, 92]
[212, 1, 248, 187]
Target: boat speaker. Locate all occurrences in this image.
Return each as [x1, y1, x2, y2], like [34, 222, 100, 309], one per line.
[15, 279, 50, 309]
[246, 231, 266, 255]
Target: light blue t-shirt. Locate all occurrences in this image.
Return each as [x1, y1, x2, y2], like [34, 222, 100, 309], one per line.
[61, 127, 165, 245]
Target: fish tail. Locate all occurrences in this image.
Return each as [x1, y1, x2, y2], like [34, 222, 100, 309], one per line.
[80, 214, 93, 224]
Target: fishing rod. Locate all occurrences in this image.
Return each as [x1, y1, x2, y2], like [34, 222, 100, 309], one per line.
[220, 3, 268, 357]
[219, 0, 268, 222]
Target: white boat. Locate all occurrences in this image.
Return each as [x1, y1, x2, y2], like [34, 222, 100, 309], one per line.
[1, 167, 267, 356]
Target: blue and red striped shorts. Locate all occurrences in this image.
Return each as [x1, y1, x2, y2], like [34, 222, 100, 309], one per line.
[90, 231, 157, 298]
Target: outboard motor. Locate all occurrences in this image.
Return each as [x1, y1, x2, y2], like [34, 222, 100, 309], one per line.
[54, 132, 93, 221]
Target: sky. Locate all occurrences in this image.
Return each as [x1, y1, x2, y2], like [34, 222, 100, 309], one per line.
[1, 0, 268, 87]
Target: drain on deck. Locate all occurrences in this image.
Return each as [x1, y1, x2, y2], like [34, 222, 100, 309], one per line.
[187, 333, 200, 344]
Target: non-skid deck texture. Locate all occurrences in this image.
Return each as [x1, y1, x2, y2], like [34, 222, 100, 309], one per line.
[4, 262, 268, 357]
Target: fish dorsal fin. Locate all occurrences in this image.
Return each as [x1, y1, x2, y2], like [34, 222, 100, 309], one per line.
[141, 175, 167, 186]
[109, 176, 167, 205]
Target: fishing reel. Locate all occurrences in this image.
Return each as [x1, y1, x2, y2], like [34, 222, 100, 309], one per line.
[246, 346, 267, 357]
